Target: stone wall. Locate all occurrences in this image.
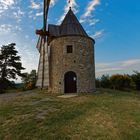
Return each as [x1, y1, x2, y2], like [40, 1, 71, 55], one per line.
[49, 36, 96, 93]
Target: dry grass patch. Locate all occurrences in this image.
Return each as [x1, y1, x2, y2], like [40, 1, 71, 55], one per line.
[0, 89, 140, 140]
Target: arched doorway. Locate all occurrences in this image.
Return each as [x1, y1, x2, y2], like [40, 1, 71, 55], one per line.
[64, 71, 77, 93]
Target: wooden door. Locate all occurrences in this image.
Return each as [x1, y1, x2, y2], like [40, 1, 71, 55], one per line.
[64, 71, 77, 93]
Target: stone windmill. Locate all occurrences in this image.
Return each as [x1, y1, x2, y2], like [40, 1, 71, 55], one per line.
[36, 0, 96, 93]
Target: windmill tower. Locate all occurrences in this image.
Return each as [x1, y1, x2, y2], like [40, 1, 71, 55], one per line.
[36, 0, 96, 93]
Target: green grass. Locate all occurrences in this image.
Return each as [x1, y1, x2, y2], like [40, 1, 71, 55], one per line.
[0, 89, 140, 140]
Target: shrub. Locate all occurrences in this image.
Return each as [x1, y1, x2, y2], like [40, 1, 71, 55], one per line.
[110, 74, 132, 90]
[131, 71, 140, 90]
[0, 79, 16, 94]
[95, 78, 101, 88]
[100, 75, 110, 88]
[22, 70, 37, 90]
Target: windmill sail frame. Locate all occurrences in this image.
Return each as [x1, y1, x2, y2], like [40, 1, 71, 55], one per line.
[36, 0, 51, 89]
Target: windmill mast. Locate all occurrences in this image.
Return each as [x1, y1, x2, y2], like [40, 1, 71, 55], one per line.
[42, 0, 48, 89]
[43, 0, 46, 35]
[36, 0, 51, 89]
[41, 0, 45, 89]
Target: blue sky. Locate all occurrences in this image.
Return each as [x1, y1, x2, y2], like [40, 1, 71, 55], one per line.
[0, 0, 140, 78]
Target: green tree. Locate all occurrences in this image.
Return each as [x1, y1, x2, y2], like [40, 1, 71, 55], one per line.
[110, 74, 132, 90]
[122, 74, 133, 89]
[22, 70, 37, 90]
[0, 43, 25, 93]
[95, 78, 101, 88]
[131, 71, 140, 90]
[100, 75, 110, 88]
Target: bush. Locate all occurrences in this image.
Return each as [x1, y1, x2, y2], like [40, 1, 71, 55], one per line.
[0, 79, 16, 94]
[25, 82, 35, 90]
[131, 71, 140, 90]
[110, 74, 132, 90]
[22, 70, 37, 91]
[96, 74, 135, 91]
[100, 75, 110, 88]
[95, 79, 101, 88]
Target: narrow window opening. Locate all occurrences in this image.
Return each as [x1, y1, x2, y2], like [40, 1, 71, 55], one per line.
[67, 45, 73, 53]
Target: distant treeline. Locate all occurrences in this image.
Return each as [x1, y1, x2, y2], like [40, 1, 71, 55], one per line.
[96, 71, 140, 91]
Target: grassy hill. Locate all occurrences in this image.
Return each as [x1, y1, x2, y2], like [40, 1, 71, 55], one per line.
[0, 89, 140, 140]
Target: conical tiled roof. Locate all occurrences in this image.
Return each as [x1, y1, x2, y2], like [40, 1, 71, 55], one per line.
[48, 8, 88, 37]
[60, 8, 88, 36]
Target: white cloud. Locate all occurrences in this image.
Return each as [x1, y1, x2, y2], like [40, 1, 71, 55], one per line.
[80, 18, 100, 26]
[29, 0, 57, 10]
[79, 0, 101, 37]
[29, 0, 57, 20]
[82, 0, 100, 18]
[121, 59, 140, 67]
[58, 0, 78, 24]
[30, 0, 41, 10]
[20, 46, 39, 73]
[97, 68, 123, 73]
[96, 59, 140, 77]
[0, 1, 25, 23]
[36, 12, 43, 16]
[89, 19, 100, 26]
[0, 0, 15, 7]
[13, 7, 24, 22]
[50, 0, 57, 7]
[91, 30, 104, 39]
[0, 24, 12, 33]
[0, 24, 22, 35]
[0, 0, 15, 14]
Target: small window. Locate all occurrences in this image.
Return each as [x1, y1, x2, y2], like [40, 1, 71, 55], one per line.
[67, 45, 73, 53]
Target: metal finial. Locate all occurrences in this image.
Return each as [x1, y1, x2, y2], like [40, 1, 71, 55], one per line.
[68, 0, 71, 9]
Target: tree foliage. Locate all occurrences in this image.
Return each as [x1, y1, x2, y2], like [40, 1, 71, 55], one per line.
[96, 72, 139, 91]
[0, 43, 25, 93]
[131, 71, 140, 90]
[100, 75, 110, 88]
[22, 70, 37, 90]
[110, 74, 132, 90]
